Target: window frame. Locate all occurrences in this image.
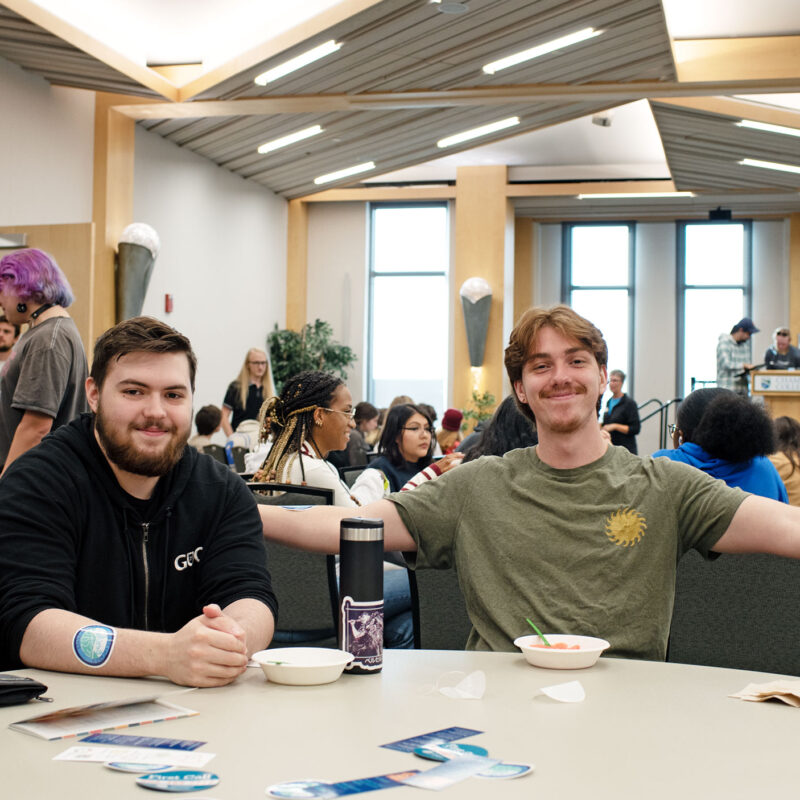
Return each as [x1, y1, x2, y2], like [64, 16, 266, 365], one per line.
[561, 221, 636, 396]
[675, 219, 753, 395]
[366, 201, 449, 408]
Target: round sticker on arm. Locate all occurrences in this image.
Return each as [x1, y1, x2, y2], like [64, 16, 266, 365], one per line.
[72, 625, 116, 668]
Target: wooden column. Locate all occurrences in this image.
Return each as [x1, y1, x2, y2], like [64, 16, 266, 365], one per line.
[513, 217, 534, 324]
[286, 199, 308, 331]
[453, 166, 513, 414]
[92, 92, 140, 342]
[790, 214, 800, 344]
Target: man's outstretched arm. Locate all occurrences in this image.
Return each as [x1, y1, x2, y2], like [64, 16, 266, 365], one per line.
[258, 499, 416, 553]
[714, 494, 800, 556]
[18, 600, 274, 688]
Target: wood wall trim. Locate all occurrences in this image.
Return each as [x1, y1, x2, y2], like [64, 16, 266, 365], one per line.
[286, 199, 309, 331]
[790, 215, 800, 353]
[513, 218, 533, 325]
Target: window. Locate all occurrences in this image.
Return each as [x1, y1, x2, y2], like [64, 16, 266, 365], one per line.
[367, 204, 449, 411]
[562, 223, 635, 401]
[677, 221, 752, 396]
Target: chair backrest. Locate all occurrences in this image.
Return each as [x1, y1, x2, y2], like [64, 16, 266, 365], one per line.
[230, 446, 247, 473]
[202, 444, 228, 465]
[668, 550, 800, 676]
[248, 482, 338, 643]
[339, 465, 367, 488]
[408, 566, 472, 650]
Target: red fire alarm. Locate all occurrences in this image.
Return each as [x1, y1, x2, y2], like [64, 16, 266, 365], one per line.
[165, 294, 173, 313]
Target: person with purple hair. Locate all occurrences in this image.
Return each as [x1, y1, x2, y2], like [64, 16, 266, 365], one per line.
[0, 248, 88, 473]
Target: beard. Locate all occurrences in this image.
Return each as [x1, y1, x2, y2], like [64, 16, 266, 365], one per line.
[95, 405, 189, 478]
[0, 344, 11, 352]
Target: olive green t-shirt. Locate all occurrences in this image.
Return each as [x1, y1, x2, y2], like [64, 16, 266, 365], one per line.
[390, 445, 746, 661]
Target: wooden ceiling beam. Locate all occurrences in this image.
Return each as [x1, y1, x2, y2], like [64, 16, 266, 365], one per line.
[674, 36, 800, 83]
[653, 96, 800, 129]
[113, 78, 800, 120]
[4, 0, 179, 101]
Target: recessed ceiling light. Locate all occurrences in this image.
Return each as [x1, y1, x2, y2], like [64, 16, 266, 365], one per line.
[258, 125, 324, 155]
[434, 1, 469, 13]
[254, 40, 342, 86]
[736, 119, 800, 138]
[437, 116, 520, 148]
[482, 28, 602, 75]
[739, 157, 800, 175]
[314, 161, 376, 185]
[577, 192, 695, 199]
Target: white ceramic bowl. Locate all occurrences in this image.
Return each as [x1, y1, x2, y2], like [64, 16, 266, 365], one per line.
[513, 634, 610, 669]
[251, 648, 354, 685]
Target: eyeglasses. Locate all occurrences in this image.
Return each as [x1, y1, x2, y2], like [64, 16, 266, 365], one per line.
[403, 425, 434, 435]
[248, 360, 268, 366]
[668, 424, 678, 436]
[322, 407, 356, 420]
[777, 331, 790, 337]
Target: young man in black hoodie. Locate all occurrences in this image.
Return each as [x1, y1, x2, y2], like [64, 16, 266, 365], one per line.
[0, 317, 276, 687]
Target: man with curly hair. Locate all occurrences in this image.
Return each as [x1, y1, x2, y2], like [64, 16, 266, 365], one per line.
[259, 306, 800, 661]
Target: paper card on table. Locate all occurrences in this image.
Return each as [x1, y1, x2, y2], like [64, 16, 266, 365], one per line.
[539, 680, 585, 703]
[9, 694, 197, 740]
[326, 771, 420, 797]
[400, 757, 500, 790]
[438, 670, 486, 700]
[380, 726, 483, 753]
[80, 732, 205, 750]
[730, 680, 800, 707]
[54, 745, 215, 767]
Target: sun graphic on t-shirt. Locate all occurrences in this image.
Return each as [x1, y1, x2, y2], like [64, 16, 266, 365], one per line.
[604, 507, 647, 547]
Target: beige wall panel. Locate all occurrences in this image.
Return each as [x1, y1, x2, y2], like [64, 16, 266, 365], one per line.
[513, 218, 533, 325]
[790, 215, 800, 346]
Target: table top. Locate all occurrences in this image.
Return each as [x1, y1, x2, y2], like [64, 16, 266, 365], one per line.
[2, 650, 797, 799]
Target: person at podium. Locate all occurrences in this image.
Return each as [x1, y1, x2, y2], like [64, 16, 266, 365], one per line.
[764, 327, 800, 370]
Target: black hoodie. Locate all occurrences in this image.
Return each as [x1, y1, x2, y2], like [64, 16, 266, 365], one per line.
[0, 413, 277, 669]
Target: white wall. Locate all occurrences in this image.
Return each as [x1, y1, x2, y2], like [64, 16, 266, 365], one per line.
[306, 202, 368, 402]
[134, 126, 287, 415]
[0, 55, 94, 224]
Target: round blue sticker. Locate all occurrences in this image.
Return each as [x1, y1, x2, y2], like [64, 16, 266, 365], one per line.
[72, 625, 115, 668]
[266, 780, 336, 798]
[413, 743, 489, 762]
[136, 770, 220, 792]
[477, 763, 534, 779]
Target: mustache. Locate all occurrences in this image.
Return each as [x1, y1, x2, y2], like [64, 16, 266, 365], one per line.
[539, 382, 587, 399]
[132, 418, 176, 433]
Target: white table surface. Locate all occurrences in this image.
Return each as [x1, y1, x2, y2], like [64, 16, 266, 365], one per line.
[2, 649, 798, 799]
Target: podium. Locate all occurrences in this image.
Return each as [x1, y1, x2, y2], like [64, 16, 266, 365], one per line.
[750, 370, 800, 420]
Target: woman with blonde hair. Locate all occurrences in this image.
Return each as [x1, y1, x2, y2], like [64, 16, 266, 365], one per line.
[221, 347, 274, 436]
[769, 416, 800, 506]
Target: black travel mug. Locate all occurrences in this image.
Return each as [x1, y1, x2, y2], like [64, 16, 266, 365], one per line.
[338, 517, 384, 673]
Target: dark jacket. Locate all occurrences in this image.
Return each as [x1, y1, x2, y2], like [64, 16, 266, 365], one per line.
[0, 414, 276, 669]
[602, 394, 641, 454]
[368, 455, 428, 492]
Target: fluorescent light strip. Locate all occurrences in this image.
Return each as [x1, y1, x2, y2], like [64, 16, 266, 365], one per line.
[739, 157, 800, 175]
[258, 125, 323, 154]
[483, 28, 601, 74]
[736, 119, 800, 138]
[577, 192, 695, 199]
[437, 116, 520, 148]
[254, 40, 341, 86]
[314, 161, 375, 185]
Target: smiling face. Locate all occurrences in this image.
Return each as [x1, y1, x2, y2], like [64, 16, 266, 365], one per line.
[513, 326, 607, 437]
[313, 384, 354, 457]
[397, 412, 433, 462]
[608, 372, 624, 398]
[86, 351, 193, 478]
[776, 331, 791, 352]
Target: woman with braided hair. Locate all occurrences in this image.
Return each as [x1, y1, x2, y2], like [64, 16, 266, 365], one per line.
[253, 370, 357, 505]
[253, 370, 417, 648]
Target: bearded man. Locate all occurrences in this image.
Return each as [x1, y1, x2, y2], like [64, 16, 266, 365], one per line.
[0, 317, 276, 686]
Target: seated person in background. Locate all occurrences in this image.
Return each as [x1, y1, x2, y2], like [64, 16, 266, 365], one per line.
[0, 313, 20, 364]
[259, 305, 800, 660]
[437, 408, 463, 455]
[653, 388, 787, 502]
[601, 369, 641, 454]
[188, 404, 222, 451]
[417, 403, 442, 455]
[462, 394, 537, 462]
[764, 327, 800, 370]
[221, 348, 274, 436]
[346, 401, 379, 466]
[251, 372, 415, 648]
[0, 317, 276, 684]
[769, 416, 800, 506]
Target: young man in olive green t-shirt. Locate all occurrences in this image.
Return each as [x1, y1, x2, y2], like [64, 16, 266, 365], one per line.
[260, 306, 800, 660]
